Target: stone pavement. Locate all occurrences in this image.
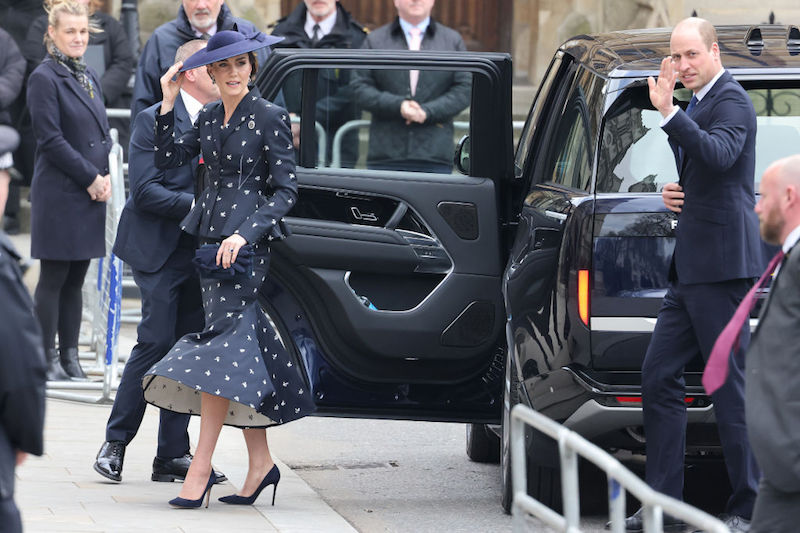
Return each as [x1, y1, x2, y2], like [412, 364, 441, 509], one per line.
[8, 232, 357, 533]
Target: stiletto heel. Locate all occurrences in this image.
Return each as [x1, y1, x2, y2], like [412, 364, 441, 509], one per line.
[218, 464, 280, 505]
[169, 473, 216, 509]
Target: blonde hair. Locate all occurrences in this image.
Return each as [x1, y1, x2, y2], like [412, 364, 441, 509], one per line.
[43, 0, 101, 53]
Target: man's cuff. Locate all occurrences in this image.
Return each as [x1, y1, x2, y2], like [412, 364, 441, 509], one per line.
[659, 105, 680, 127]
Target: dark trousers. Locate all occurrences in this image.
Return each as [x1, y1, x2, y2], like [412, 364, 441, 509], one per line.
[0, 497, 21, 533]
[642, 279, 759, 518]
[751, 478, 800, 533]
[105, 246, 203, 458]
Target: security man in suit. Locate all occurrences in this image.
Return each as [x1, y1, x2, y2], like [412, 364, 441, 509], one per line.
[94, 40, 226, 484]
[624, 17, 762, 533]
[746, 155, 800, 533]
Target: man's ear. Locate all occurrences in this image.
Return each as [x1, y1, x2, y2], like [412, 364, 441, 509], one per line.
[184, 69, 196, 83]
[785, 184, 798, 208]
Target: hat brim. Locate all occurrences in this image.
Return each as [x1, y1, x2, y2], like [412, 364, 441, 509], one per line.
[179, 34, 284, 72]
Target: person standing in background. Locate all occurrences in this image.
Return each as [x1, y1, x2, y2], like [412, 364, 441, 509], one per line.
[131, 0, 266, 120]
[24, 0, 135, 156]
[351, 0, 470, 173]
[270, 0, 368, 167]
[28, 0, 112, 382]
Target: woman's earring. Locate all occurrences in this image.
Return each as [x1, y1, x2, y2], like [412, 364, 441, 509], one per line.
[210, 75, 215, 84]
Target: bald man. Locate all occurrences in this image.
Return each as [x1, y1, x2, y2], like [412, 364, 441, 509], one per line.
[745, 155, 800, 533]
[625, 17, 762, 533]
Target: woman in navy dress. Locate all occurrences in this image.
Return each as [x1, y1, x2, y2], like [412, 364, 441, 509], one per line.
[27, 0, 111, 382]
[141, 30, 314, 508]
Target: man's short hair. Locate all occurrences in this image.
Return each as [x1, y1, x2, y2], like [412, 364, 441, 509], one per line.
[175, 39, 208, 64]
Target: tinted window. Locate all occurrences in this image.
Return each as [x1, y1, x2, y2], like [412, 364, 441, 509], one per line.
[597, 86, 800, 193]
[279, 66, 473, 174]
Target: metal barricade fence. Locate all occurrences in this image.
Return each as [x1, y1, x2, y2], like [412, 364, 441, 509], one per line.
[510, 404, 730, 533]
[330, 119, 527, 168]
[47, 128, 126, 403]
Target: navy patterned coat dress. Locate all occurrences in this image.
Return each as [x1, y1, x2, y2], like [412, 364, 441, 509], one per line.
[142, 87, 314, 428]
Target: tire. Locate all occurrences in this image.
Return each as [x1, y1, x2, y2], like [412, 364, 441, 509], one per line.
[500, 343, 563, 513]
[466, 423, 500, 463]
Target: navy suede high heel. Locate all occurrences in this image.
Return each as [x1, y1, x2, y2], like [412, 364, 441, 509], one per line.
[218, 464, 280, 505]
[169, 473, 216, 508]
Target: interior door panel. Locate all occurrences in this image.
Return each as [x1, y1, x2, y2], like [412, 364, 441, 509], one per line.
[257, 50, 514, 419]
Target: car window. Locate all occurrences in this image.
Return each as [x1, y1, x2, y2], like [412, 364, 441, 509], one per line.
[278, 66, 473, 174]
[514, 52, 566, 177]
[541, 67, 602, 191]
[597, 86, 800, 193]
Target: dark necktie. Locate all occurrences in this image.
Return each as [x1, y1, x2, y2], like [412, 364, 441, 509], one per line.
[311, 24, 321, 45]
[702, 250, 785, 395]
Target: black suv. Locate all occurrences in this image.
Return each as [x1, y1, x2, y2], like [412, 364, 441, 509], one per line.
[253, 24, 800, 512]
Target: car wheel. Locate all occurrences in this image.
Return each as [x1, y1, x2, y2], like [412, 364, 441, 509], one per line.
[500, 344, 563, 514]
[466, 423, 500, 463]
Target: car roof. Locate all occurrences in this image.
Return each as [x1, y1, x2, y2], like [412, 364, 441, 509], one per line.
[561, 24, 800, 77]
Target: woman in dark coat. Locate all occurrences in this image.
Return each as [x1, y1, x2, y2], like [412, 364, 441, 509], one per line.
[27, 0, 111, 381]
[141, 29, 314, 509]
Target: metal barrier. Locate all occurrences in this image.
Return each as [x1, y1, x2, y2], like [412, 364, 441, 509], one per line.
[289, 115, 327, 166]
[510, 404, 729, 533]
[330, 119, 526, 168]
[47, 128, 126, 403]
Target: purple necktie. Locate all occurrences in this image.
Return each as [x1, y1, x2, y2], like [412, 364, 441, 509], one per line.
[702, 250, 785, 395]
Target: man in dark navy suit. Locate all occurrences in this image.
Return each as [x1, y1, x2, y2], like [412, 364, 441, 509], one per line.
[623, 17, 762, 533]
[94, 40, 226, 484]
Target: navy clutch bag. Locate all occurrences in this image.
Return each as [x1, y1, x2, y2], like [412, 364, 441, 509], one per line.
[192, 244, 255, 279]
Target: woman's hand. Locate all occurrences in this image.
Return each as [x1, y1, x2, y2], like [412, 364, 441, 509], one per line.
[159, 62, 184, 115]
[216, 234, 248, 269]
[87, 174, 111, 202]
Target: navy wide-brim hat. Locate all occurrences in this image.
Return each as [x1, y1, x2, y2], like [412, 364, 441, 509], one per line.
[179, 29, 284, 72]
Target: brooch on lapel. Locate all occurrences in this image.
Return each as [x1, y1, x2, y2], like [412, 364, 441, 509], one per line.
[248, 120, 256, 130]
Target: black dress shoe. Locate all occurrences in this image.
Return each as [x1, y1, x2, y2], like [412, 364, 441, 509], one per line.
[94, 441, 125, 482]
[692, 514, 750, 533]
[610, 507, 685, 532]
[152, 453, 227, 484]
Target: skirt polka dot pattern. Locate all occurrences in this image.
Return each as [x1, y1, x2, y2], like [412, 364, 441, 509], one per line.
[142, 245, 314, 428]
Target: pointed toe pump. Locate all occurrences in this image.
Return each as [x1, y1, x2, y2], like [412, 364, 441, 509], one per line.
[218, 464, 280, 505]
[169, 473, 216, 509]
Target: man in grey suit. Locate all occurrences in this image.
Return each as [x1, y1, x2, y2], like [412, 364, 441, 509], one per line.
[352, 0, 470, 173]
[746, 154, 800, 533]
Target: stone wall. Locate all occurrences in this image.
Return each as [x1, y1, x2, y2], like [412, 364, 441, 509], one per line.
[515, 0, 800, 85]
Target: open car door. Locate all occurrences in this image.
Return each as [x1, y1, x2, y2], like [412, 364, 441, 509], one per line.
[254, 48, 514, 423]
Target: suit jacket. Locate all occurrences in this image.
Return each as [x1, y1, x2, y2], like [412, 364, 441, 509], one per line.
[0, 233, 46, 501]
[352, 17, 471, 167]
[155, 87, 297, 245]
[663, 70, 762, 284]
[113, 97, 195, 273]
[27, 57, 109, 260]
[745, 243, 800, 492]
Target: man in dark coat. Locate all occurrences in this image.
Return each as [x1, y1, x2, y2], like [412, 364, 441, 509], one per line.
[351, 0, 470, 173]
[745, 154, 800, 533]
[0, 160, 47, 533]
[270, 0, 368, 167]
[623, 17, 762, 533]
[131, 0, 266, 119]
[94, 40, 225, 484]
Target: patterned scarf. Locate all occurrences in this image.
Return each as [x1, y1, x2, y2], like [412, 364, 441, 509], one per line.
[49, 46, 94, 99]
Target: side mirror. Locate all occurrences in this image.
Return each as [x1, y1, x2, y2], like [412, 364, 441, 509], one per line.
[454, 135, 470, 175]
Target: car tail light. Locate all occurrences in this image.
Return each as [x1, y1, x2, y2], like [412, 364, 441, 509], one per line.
[578, 269, 590, 326]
